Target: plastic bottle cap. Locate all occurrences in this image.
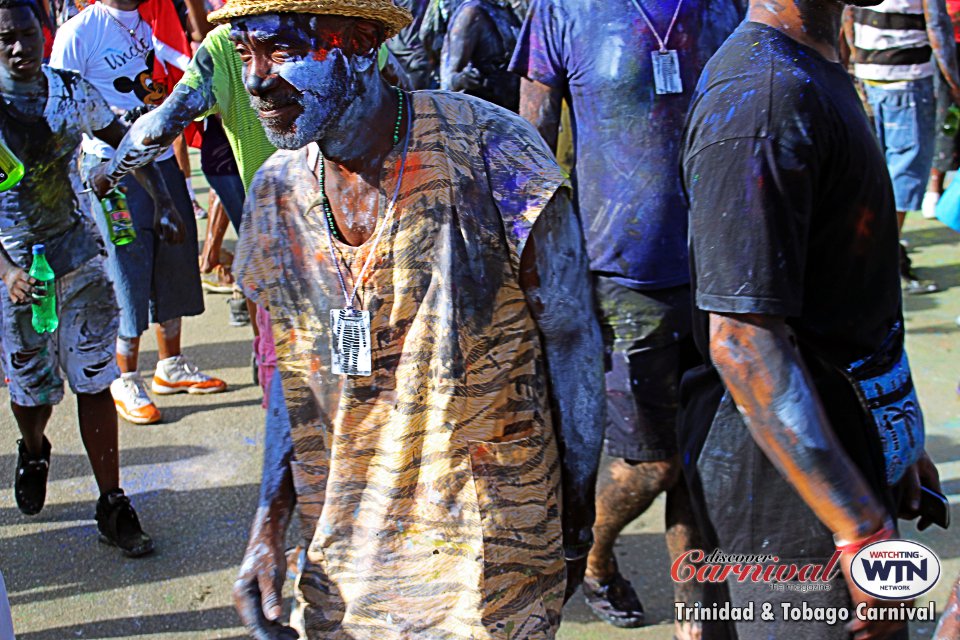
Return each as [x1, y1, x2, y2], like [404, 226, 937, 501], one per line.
[32, 244, 44, 255]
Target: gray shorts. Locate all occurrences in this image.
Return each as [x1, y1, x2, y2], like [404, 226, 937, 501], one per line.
[1, 255, 120, 406]
[595, 276, 700, 462]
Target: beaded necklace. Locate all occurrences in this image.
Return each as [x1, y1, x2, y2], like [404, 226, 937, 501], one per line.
[317, 86, 405, 244]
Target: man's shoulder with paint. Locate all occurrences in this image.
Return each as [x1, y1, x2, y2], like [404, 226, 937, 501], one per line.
[421, 89, 554, 148]
[249, 146, 310, 193]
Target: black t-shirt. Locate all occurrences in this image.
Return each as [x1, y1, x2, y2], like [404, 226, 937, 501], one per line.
[682, 21, 901, 367]
[679, 22, 903, 532]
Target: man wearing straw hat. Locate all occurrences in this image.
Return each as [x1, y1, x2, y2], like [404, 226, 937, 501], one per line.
[207, 0, 605, 637]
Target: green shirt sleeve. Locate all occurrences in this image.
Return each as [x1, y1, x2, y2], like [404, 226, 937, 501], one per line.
[179, 25, 233, 119]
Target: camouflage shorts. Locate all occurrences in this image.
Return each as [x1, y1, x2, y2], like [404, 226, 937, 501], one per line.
[1, 255, 120, 406]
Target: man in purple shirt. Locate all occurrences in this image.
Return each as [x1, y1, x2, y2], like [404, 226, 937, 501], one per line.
[511, 0, 740, 632]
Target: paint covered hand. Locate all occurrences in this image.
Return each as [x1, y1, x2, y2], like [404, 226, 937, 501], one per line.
[1, 265, 36, 304]
[233, 508, 298, 640]
[153, 198, 186, 245]
[88, 162, 116, 200]
[451, 64, 483, 91]
[897, 450, 941, 529]
[840, 536, 912, 640]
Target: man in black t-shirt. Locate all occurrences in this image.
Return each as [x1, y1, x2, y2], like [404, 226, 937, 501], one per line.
[681, 1, 940, 638]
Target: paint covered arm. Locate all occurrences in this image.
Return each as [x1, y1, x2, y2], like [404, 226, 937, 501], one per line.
[709, 312, 910, 640]
[93, 46, 217, 194]
[520, 188, 604, 600]
[440, 3, 485, 92]
[519, 79, 562, 154]
[925, 0, 960, 101]
[709, 312, 886, 539]
[233, 368, 298, 640]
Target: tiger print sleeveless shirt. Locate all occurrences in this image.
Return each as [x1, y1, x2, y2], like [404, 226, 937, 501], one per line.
[235, 91, 570, 639]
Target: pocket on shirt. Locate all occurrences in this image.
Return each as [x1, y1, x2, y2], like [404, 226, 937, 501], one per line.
[468, 435, 551, 536]
[470, 433, 564, 613]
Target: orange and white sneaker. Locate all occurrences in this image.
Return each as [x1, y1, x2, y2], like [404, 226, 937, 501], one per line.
[152, 355, 227, 395]
[111, 374, 162, 425]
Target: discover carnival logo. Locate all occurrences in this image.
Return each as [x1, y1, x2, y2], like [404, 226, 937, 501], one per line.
[850, 540, 941, 600]
[673, 541, 942, 625]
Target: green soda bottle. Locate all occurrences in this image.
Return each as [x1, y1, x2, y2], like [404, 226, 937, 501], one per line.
[29, 244, 57, 334]
[0, 138, 24, 192]
[944, 105, 960, 137]
[100, 189, 137, 246]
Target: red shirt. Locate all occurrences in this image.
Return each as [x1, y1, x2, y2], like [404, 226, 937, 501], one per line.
[949, 0, 960, 42]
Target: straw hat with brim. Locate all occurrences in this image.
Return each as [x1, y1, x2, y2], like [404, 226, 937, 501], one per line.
[207, 0, 413, 38]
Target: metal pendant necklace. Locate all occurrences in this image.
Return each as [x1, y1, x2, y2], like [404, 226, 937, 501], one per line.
[102, 4, 145, 45]
[311, 86, 410, 377]
[628, 0, 685, 95]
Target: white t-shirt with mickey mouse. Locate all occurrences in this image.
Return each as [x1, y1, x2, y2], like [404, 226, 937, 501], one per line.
[49, 2, 173, 160]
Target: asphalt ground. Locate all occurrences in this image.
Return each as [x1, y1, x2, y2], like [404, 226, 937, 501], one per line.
[2, 181, 960, 638]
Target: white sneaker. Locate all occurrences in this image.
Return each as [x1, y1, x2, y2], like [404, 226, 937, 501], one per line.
[152, 354, 227, 395]
[111, 373, 161, 425]
[922, 191, 940, 219]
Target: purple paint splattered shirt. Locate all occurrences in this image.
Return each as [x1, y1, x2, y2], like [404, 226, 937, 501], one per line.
[510, 0, 740, 288]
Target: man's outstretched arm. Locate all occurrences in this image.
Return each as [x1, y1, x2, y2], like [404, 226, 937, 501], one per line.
[97, 46, 217, 191]
[520, 187, 605, 603]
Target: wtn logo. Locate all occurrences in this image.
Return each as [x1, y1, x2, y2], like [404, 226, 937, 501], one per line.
[851, 541, 940, 600]
[861, 558, 927, 583]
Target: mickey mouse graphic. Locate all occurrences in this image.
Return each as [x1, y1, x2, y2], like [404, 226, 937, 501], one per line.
[112, 50, 167, 107]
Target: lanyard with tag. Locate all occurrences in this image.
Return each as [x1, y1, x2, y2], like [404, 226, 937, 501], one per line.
[316, 101, 411, 377]
[628, 0, 685, 95]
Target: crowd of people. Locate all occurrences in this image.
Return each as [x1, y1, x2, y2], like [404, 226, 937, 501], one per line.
[2, 0, 960, 638]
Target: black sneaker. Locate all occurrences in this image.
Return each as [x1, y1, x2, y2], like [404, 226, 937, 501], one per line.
[15, 437, 50, 515]
[228, 296, 250, 327]
[251, 351, 260, 386]
[582, 572, 645, 629]
[95, 489, 155, 558]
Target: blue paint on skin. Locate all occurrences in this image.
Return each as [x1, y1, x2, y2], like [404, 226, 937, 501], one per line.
[230, 14, 376, 150]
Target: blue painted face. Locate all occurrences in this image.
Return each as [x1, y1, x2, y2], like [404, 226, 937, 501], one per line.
[229, 13, 378, 149]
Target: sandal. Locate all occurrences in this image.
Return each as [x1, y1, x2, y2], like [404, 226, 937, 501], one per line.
[582, 570, 645, 628]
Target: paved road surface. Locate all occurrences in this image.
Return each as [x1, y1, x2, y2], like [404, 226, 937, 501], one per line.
[2, 203, 960, 638]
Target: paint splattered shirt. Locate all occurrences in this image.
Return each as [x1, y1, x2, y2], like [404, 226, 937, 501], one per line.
[682, 21, 901, 365]
[0, 66, 110, 275]
[235, 91, 569, 639]
[510, 0, 740, 288]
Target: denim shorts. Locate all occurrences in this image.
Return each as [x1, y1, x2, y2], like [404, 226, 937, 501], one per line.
[206, 172, 246, 233]
[87, 156, 205, 338]
[595, 276, 700, 462]
[1, 255, 120, 406]
[863, 76, 936, 211]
